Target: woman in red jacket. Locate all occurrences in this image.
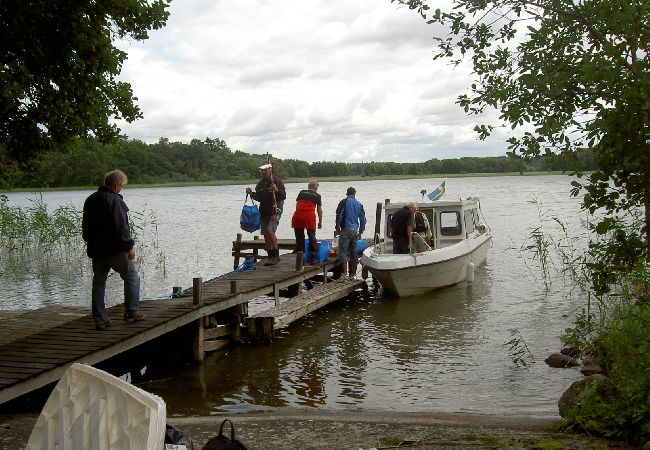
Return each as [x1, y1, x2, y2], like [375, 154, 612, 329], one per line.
[291, 180, 323, 264]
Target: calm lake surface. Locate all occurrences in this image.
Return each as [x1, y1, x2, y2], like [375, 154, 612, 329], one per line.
[1, 175, 588, 417]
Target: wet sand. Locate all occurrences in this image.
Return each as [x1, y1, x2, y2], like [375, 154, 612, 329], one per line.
[1, 410, 630, 449]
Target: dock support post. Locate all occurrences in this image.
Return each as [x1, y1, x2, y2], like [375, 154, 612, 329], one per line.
[253, 235, 260, 261]
[172, 286, 182, 298]
[193, 318, 205, 362]
[192, 277, 205, 361]
[273, 284, 280, 306]
[193, 277, 203, 306]
[231, 303, 247, 342]
[233, 233, 243, 269]
[230, 280, 238, 294]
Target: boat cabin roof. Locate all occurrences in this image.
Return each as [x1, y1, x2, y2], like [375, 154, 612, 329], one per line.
[384, 197, 480, 212]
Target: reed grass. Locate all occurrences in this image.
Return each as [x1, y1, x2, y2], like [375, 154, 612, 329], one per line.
[0, 195, 165, 278]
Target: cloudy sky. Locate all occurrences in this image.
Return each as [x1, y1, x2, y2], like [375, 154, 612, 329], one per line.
[115, 0, 508, 162]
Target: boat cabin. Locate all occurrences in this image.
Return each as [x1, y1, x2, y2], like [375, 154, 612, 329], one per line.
[377, 198, 486, 253]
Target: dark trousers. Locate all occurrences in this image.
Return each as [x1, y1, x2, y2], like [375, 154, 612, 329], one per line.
[294, 228, 317, 261]
[91, 252, 140, 324]
[392, 237, 410, 254]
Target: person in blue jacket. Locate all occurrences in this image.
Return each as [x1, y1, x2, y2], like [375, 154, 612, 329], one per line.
[82, 169, 144, 330]
[334, 187, 366, 278]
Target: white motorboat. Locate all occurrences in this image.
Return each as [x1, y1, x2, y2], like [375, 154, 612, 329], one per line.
[360, 196, 492, 297]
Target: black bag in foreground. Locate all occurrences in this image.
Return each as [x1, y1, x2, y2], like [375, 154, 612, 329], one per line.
[201, 419, 247, 450]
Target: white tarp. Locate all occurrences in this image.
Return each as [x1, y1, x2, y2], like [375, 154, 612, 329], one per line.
[26, 363, 166, 450]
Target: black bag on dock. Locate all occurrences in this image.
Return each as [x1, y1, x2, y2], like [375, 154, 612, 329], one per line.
[240, 194, 260, 233]
[201, 419, 247, 450]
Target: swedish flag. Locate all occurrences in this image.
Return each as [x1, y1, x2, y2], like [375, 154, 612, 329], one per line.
[427, 179, 446, 201]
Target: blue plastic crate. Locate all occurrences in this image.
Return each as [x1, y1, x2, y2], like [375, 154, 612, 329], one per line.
[304, 239, 331, 263]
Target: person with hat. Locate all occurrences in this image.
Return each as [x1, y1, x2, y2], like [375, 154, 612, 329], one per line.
[334, 187, 366, 278]
[246, 162, 286, 265]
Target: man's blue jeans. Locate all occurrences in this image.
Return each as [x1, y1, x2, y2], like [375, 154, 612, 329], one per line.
[337, 228, 359, 265]
[91, 252, 140, 323]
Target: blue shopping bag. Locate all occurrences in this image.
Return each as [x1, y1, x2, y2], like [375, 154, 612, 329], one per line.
[240, 194, 260, 233]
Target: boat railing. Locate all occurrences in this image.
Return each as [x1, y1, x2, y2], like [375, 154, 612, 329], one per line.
[373, 233, 387, 254]
[410, 232, 432, 254]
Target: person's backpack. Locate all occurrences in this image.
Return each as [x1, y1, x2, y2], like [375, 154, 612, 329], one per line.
[240, 194, 260, 233]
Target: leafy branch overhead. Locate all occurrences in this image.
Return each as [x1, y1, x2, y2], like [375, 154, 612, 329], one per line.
[0, 0, 171, 160]
[396, 0, 650, 290]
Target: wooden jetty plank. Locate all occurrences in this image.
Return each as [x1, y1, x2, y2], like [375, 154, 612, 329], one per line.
[0, 361, 56, 370]
[0, 372, 24, 381]
[247, 278, 365, 339]
[0, 305, 87, 346]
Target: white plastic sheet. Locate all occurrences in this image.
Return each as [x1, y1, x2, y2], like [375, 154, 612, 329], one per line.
[26, 363, 166, 450]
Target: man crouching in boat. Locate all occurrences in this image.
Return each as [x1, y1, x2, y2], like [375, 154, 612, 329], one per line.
[335, 187, 366, 278]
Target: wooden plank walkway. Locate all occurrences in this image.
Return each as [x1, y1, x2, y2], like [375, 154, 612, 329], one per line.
[247, 278, 365, 340]
[0, 253, 357, 406]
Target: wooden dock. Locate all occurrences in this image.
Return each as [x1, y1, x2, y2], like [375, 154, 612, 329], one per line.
[0, 239, 367, 406]
[247, 277, 364, 340]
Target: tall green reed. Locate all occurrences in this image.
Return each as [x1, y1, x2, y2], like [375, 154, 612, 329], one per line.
[0, 195, 165, 278]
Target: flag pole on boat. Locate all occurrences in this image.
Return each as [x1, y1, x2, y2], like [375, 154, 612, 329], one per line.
[427, 178, 447, 201]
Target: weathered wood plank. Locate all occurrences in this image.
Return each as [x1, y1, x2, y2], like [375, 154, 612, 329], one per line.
[250, 278, 365, 332]
[202, 339, 230, 352]
[203, 325, 232, 340]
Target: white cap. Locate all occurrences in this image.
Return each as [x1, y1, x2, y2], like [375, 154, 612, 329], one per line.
[259, 163, 272, 170]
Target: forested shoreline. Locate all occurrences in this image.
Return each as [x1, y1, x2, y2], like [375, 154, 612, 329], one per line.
[0, 137, 597, 189]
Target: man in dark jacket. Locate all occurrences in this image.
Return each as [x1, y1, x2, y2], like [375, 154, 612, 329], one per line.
[82, 169, 144, 330]
[246, 162, 286, 265]
[391, 202, 417, 254]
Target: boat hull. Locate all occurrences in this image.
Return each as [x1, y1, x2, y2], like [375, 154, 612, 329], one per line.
[361, 235, 492, 297]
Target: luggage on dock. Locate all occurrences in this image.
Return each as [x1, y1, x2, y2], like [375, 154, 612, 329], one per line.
[240, 194, 260, 233]
[304, 239, 331, 263]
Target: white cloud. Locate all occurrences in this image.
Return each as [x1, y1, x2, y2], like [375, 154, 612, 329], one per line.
[115, 0, 508, 162]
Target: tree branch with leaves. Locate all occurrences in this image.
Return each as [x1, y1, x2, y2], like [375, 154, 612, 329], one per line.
[0, 0, 171, 161]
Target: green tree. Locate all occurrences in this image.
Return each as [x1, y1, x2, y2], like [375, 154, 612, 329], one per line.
[0, 0, 171, 161]
[397, 0, 650, 441]
[397, 0, 650, 289]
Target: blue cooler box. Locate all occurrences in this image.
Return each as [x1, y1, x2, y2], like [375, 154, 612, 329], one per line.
[304, 239, 332, 263]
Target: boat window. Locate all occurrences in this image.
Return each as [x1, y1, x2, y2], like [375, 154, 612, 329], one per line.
[440, 211, 462, 236]
[386, 213, 393, 237]
[464, 210, 475, 234]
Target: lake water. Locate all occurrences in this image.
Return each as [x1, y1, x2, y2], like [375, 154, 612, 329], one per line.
[1, 175, 588, 417]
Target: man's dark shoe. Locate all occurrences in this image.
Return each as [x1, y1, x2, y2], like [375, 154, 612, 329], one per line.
[95, 319, 112, 330]
[124, 311, 145, 322]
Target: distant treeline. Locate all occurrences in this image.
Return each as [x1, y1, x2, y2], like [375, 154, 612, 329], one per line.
[1, 137, 598, 188]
